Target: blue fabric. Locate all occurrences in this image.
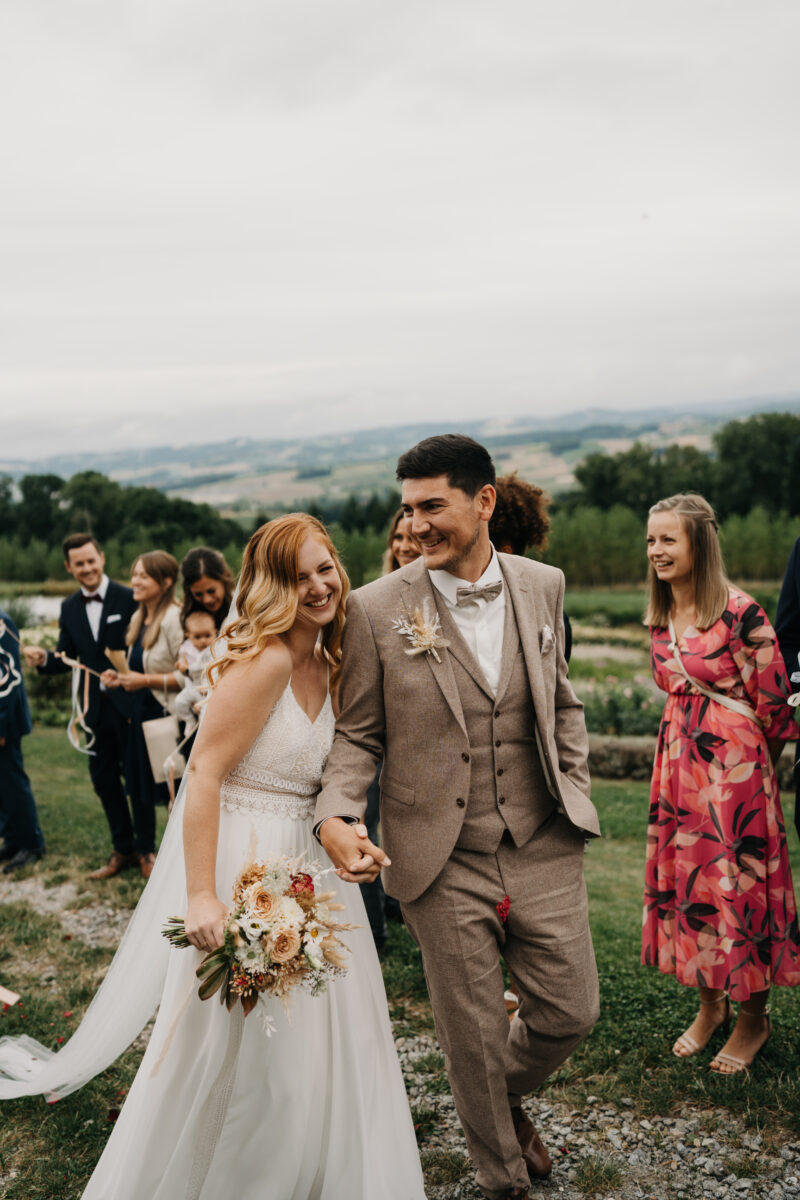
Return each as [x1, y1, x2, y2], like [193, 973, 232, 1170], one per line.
[0, 609, 32, 742]
[0, 738, 44, 853]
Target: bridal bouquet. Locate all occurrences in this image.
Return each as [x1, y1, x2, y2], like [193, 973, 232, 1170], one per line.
[162, 855, 356, 1023]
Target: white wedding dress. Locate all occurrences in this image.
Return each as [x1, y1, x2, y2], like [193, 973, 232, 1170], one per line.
[0, 681, 426, 1200]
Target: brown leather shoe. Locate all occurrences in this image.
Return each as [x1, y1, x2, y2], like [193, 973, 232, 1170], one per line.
[511, 1107, 552, 1180]
[89, 851, 139, 880]
[138, 852, 157, 879]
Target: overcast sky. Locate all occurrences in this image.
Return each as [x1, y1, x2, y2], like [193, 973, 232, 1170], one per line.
[2, 0, 799, 459]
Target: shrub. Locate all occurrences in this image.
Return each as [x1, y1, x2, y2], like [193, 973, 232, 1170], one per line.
[580, 683, 662, 737]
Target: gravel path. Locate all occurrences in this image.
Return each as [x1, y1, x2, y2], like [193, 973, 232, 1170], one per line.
[398, 1030, 798, 1199]
[0, 875, 134, 948]
[2, 877, 796, 1200]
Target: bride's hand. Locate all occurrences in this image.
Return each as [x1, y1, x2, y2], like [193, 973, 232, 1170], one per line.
[184, 892, 228, 953]
[319, 817, 390, 884]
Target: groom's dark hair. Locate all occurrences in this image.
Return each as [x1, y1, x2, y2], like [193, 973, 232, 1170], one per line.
[396, 434, 496, 497]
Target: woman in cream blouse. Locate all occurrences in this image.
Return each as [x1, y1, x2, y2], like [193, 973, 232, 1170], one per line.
[103, 552, 182, 876]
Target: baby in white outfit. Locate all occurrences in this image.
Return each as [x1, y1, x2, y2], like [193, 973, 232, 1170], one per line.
[174, 610, 216, 734]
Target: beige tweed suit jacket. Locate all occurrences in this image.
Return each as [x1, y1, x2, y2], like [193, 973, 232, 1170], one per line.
[315, 553, 600, 902]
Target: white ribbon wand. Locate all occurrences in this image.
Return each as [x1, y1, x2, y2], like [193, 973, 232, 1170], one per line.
[55, 652, 101, 755]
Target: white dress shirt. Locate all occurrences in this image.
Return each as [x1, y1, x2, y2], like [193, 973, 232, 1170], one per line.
[81, 574, 110, 642]
[428, 550, 506, 695]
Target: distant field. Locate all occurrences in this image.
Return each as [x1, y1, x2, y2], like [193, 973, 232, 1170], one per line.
[153, 424, 716, 515]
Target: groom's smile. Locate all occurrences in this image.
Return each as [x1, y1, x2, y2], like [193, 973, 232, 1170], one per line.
[401, 475, 495, 581]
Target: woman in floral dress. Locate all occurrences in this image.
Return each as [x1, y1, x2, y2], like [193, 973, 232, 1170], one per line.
[643, 494, 800, 1074]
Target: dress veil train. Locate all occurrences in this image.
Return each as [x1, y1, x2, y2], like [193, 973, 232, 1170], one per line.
[0, 770, 189, 1100]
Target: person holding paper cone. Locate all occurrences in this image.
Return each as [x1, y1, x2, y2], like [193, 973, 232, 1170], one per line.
[23, 534, 138, 879]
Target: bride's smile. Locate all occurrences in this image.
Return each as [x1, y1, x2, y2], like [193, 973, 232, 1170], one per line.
[296, 537, 342, 624]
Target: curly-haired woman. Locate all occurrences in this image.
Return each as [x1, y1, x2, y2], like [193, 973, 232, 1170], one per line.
[490, 472, 571, 660]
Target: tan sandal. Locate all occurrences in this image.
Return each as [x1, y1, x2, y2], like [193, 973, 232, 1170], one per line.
[672, 993, 732, 1058]
[710, 1006, 772, 1075]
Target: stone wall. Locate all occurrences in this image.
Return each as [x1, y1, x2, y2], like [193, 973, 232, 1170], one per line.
[589, 734, 799, 791]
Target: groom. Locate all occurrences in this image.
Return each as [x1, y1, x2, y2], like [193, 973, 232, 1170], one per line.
[317, 434, 600, 1200]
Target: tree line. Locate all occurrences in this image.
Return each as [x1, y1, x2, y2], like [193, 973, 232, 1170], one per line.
[566, 412, 800, 518]
[0, 471, 400, 589]
[1, 413, 798, 590]
[0, 470, 247, 586]
[542, 412, 800, 584]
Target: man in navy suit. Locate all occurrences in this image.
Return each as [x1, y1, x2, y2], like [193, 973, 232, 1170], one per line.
[0, 608, 46, 872]
[776, 536, 800, 840]
[24, 534, 143, 878]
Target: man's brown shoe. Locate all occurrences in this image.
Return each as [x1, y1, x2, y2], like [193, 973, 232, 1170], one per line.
[511, 1107, 552, 1180]
[89, 852, 139, 880]
[138, 852, 157, 879]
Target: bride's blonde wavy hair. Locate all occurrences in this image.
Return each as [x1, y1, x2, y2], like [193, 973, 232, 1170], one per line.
[208, 514, 349, 689]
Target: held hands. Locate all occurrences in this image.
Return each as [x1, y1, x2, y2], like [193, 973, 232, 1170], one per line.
[319, 817, 391, 884]
[184, 892, 228, 953]
[101, 670, 148, 692]
[22, 645, 46, 668]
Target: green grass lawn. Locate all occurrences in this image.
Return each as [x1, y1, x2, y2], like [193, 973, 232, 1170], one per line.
[1, 729, 799, 1196]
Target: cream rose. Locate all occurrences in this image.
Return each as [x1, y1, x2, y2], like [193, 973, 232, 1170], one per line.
[269, 927, 301, 964]
[246, 886, 279, 921]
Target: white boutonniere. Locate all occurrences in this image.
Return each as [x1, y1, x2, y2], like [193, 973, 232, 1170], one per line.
[540, 624, 555, 654]
[392, 601, 450, 663]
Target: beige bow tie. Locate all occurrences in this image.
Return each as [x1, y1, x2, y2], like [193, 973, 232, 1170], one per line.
[455, 581, 503, 607]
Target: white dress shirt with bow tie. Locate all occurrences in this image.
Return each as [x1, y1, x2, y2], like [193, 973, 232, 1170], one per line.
[81, 574, 110, 642]
[428, 549, 506, 695]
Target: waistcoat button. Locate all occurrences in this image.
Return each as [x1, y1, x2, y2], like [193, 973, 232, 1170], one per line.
[461, 752, 470, 762]
[495, 739, 501, 747]
[498, 796, 506, 805]
[494, 711, 501, 718]
[456, 797, 466, 808]
[496, 768, 504, 776]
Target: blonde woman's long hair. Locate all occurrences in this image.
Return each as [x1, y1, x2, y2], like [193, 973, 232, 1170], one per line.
[126, 551, 179, 650]
[645, 494, 729, 629]
[209, 514, 349, 689]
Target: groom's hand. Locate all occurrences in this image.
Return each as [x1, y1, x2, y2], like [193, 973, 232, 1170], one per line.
[320, 817, 391, 884]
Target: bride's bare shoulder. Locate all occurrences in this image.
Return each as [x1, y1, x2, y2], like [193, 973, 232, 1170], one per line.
[213, 638, 292, 696]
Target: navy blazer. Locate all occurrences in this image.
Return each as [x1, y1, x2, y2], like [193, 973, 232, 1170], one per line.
[38, 581, 138, 727]
[776, 537, 800, 690]
[0, 609, 33, 742]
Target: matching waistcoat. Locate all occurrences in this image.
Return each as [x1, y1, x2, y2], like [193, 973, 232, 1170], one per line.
[434, 592, 555, 854]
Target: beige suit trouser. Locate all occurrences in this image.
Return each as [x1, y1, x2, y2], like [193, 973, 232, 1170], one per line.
[401, 813, 599, 1199]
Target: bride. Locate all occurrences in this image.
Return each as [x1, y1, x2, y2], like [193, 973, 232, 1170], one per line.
[0, 515, 426, 1200]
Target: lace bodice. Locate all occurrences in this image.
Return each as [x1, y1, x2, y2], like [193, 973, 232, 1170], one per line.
[220, 681, 335, 819]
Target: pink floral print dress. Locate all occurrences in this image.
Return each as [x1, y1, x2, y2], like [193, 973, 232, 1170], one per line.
[642, 589, 800, 1000]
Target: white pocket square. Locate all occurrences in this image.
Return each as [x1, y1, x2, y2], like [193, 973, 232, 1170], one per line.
[106, 613, 122, 623]
[539, 624, 555, 654]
